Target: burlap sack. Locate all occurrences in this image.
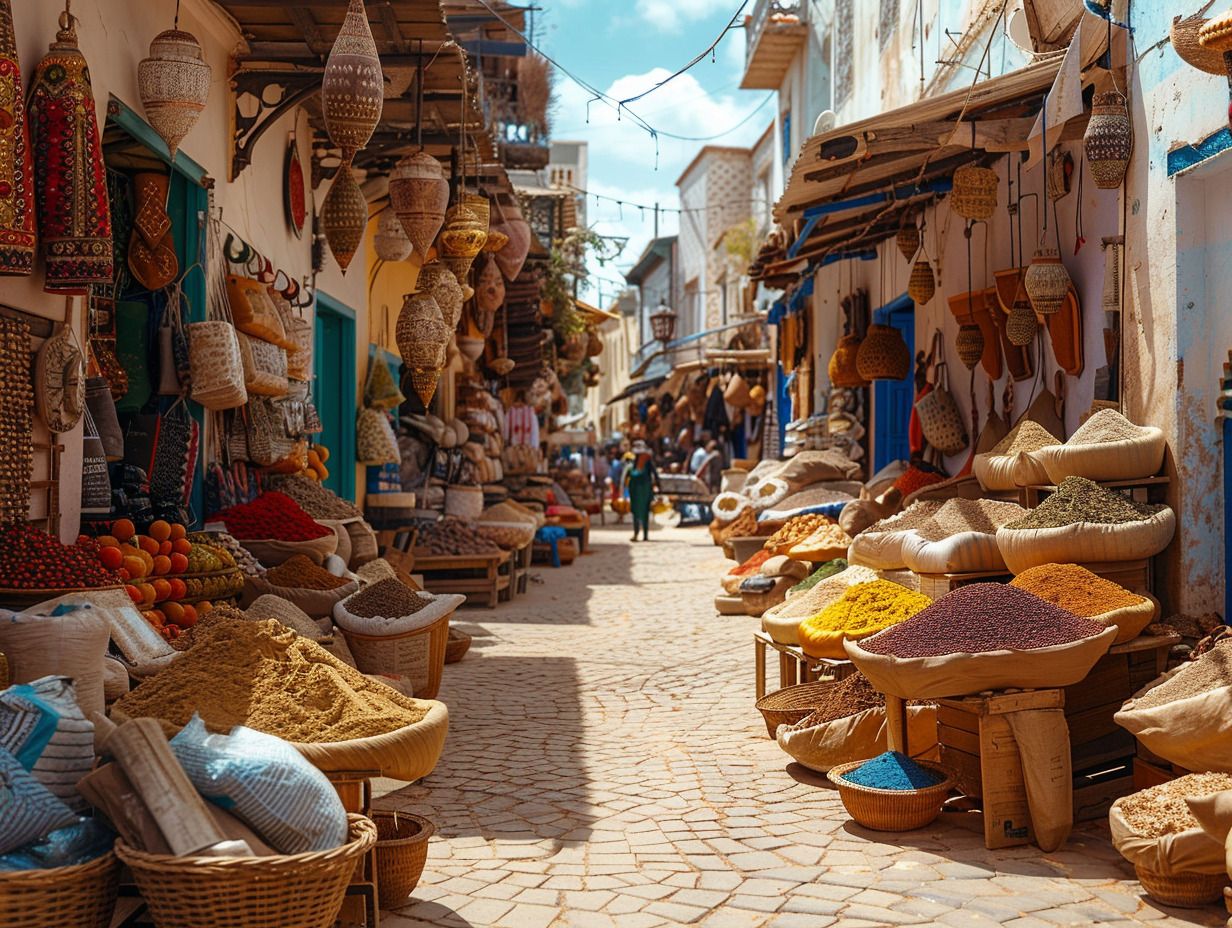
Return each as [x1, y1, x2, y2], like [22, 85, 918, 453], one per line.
[241, 575, 359, 619]
[900, 531, 1007, 574]
[771, 450, 861, 492]
[1188, 790, 1232, 877]
[1004, 709, 1072, 852]
[776, 705, 938, 773]
[1114, 662, 1232, 773]
[1035, 427, 1167, 484]
[973, 448, 1052, 490]
[1110, 799, 1226, 876]
[840, 498, 892, 538]
[1090, 594, 1158, 645]
[996, 509, 1176, 574]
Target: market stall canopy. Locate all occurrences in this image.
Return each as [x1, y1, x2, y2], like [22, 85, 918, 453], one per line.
[603, 375, 667, 407]
[575, 300, 620, 324]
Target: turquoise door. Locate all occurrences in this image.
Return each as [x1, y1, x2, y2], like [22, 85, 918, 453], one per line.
[873, 294, 915, 472]
[314, 293, 357, 502]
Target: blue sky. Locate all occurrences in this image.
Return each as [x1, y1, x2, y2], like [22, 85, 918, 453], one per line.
[534, 0, 773, 307]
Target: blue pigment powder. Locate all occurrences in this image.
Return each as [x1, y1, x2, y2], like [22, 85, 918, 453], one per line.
[843, 751, 941, 790]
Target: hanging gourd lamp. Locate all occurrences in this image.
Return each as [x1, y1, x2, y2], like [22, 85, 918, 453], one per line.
[1083, 91, 1133, 189]
[396, 294, 450, 405]
[138, 28, 210, 162]
[389, 152, 449, 262]
[828, 335, 868, 387]
[416, 262, 464, 330]
[1199, 12, 1232, 129]
[956, 324, 984, 370]
[950, 165, 999, 221]
[895, 224, 920, 262]
[493, 199, 532, 281]
[322, 0, 383, 165]
[437, 202, 488, 286]
[1023, 248, 1069, 315]
[908, 258, 936, 304]
[1006, 287, 1039, 346]
[373, 208, 413, 263]
[321, 164, 367, 273]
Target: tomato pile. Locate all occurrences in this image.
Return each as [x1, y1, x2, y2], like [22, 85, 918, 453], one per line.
[0, 523, 120, 589]
[209, 492, 332, 542]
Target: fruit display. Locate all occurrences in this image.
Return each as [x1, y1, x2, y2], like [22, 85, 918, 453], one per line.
[192, 530, 262, 577]
[0, 523, 121, 591]
[303, 444, 330, 482]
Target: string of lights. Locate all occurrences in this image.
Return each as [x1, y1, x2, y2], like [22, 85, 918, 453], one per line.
[569, 185, 769, 218]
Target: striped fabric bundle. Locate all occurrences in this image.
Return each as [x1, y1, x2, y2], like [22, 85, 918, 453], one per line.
[0, 676, 94, 813]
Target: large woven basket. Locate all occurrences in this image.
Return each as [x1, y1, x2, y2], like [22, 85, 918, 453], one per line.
[444, 628, 472, 664]
[754, 680, 836, 738]
[0, 851, 120, 928]
[114, 814, 375, 928]
[1134, 864, 1227, 908]
[372, 810, 434, 910]
[293, 702, 450, 783]
[338, 608, 451, 699]
[827, 760, 956, 831]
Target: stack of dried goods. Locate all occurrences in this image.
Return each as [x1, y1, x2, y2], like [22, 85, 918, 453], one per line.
[763, 513, 834, 554]
[210, 492, 332, 541]
[194, 530, 262, 576]
[265, 554, 352, 591]
[474, 523, 534, 549]
[798, 580, 932, 659]
[789, 558, 848, 595]
[414, 518, 503, 557]
[973, 420, 1060, 490]
[795, 672, 885, 727]
[265, 473, 363, 520]
[840, 751, 942, 790]
[1036, 409, 1168, 484]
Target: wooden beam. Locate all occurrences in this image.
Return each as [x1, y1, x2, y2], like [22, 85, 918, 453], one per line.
[376, 1, 409, 54]
[287, 8, 328, 57]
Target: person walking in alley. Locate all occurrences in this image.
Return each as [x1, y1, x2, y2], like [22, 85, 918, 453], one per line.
[623, 440, 660, 542]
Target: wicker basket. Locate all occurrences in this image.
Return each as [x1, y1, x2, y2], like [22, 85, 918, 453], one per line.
[115, 815, 375, 928]
[0, 851, 120, 928]
[337, 609, 451, 699]
[827, 760, 956, 831]
[372, 810, 434, 909]
[754, 680, 836, 738]
[444, 627, 471, 663]
[293, 702, 449, 783]
[1134, 864, 1227, 908]
[950, 165, 999, 220]
[856, 324, 912, 382]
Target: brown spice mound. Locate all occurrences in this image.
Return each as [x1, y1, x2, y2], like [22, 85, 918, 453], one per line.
[1010, 563, 1145, 616]
[345, 578, 429, 618]
[1118, 773, 1232, 838]
[797, 673, 884, 726]
[265, 554, 350, 590]
[1068, 409, 1147, 446]
[111, 616, 430, 742]
[1134, 642, 1232, 710]
[859, 500, 945, 537]
[989, 420, 1061, 456]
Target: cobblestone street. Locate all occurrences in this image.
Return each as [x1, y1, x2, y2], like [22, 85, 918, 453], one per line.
[378, 523, 1224, 928]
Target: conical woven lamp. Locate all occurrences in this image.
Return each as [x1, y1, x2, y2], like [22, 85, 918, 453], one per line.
[950, 165, 999, 221]
[828, 334, 868, 387]
[389, 152, 449, 261]
[138, 29, 210, 161]
[397, 294, 450, 405]
[321, 164, 367, 273]
[908, 259, 936, 304]
[956, 324, 984, 370]
[437, 203, 488, 286]
[416, 262, 464, 330]
[373, 209, 412, 263]
[1007, 289, 1039, 346]
[856, 324, 911, 382]
[493, 200, 531, 281]
[896, 225, 920, 262]
[1084, 91, 1132, 189]
[322, 0, 382, 165]
[1023, 249, 1069, 315]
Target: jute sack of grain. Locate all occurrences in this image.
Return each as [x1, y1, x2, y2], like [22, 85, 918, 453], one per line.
[346, 520, 380, 568]
[845, 625, 1117, 700]
[839, 498, 893, 538]
[1114, 662, 1232, 773]
[1109, 800, 1226, 877]
[846, 501, 944, 570]
[241, 574, 359, 619]
[318, 518, 354, 565]
[770, 450, 861, 492]
[776, 705, 938, 773]
[1090, 594, 1159, 645]
[1035, 426, 1167, 484]
[973, 448, 1053, 490]
[1005, 709, 1073, 852]
[900, 530, 1007, 574]
[760, 565, 880, 646]
[995, 509, 1176, 574]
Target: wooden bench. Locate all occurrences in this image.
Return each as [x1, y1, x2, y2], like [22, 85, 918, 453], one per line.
[753, 629, 857, 699]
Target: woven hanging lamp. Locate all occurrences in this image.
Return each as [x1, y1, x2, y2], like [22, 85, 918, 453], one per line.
[828, 334, 868, 387]
[1023, 249, 1070, 315]
[321, 164, 367, 273]
[493, 200, 532, 281]
[416, 262, 464, 330]
[1173, 14, 1226, 75]
[396, 294, 450, 405]
[908, 258, 936, 304]
[389, 152, 449, 261]
[856, 324, 911, 382]
[138, 29, 210, 162]
[1083, 91, 1132, 189]
[950, 165, 999, 220]
[1006, 289, 1039, 346]
[322, 0, 383, 164]
[373, 209, 413, 263]
[437, 203, 488, 286]
[895, 224, 920, 262]
[955, 324, 984, 370]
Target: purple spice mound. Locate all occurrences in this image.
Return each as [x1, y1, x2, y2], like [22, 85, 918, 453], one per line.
[860, 583, 1103, 658]
[843, 751, 941, 790]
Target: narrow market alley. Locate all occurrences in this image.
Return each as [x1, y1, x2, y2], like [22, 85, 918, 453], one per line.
[376, 524, 1220, 928]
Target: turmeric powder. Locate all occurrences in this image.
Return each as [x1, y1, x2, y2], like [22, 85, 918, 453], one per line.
[1010, 562, 1144, 616]
[797, 580, 932, 660]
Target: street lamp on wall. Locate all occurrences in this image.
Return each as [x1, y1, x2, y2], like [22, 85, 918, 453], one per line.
[650, 299, 677, 345]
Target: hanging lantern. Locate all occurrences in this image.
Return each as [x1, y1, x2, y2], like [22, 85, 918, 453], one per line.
[389, 152, 449, 261]
[955, 324, 985, 370]
[397, 294, 450, 405]
[322, 0, 383, 164]
[373, 208, 412, 263]
[1199, 12, 1232, 129]
[0, 0, 34, 276]
[483, 227, 510, 253]
[138, 29, 210, 161]
[828, 334, 868, 387]
[461, 193, 490, 234]
[493, 200, 532, 281]
[1083, 91, 1132, 189]
[950, 165, 999, 220]
[856, 324, 911, 382]
[320, 164, 367, 273]
[908, 259, 936, 304]
[895, 225, 920, 262]
[649, 300, 677, 344]
[1023, 248, 1070, 315]
[437, 203, 488, 286]
[416, 262, 464, 330]
[1007, 289, 1039, 346]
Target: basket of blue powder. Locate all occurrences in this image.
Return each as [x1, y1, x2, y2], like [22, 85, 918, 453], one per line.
[826, 752, 954, 831]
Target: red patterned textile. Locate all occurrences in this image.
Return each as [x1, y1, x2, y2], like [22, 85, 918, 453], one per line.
[0, 0, 34, 275]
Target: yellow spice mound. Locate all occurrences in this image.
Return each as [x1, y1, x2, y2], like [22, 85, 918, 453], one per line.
[111, 615, 431, 743]
[797, 580, 932, 660]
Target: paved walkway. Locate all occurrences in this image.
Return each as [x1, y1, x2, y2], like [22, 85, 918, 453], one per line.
[378, 523, 1225, 928]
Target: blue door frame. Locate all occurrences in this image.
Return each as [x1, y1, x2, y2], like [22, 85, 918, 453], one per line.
[873, 294, 915, 473]
[314, 292, 358, 502]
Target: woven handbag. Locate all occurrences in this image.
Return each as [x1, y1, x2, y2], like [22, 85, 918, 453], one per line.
[226, 274, 294, 348]
[236, 330, 289, 396]
[915, 361, 968, 455]
[245, 397, 295, 467]
[190, 217, 248, 410]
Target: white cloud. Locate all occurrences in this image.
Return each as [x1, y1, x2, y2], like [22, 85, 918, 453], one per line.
[634, 0, 720, 32]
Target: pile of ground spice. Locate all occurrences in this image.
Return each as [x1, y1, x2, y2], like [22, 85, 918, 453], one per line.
[111, 616, 429, 742]
[789, 559, 848, 595]
[1134, 642, 1232, 710]
[859, 500, 945, 537]
[265, 554, 351, 590]
[802, 580, 932, 637]
[842, 751, 941, 790]
[265, 474, 364, 519]
[1010, 563, 1146, 616]
[797, 672, 884, 726]
[344, 577, 429, 619]
[911, 498, 1026, 542]
[861, 583, 1104, 657]
[772, 565, 881, 620]
[989, 420, 1061, 456]
[894, 467, 945, 498]
[764, 514, 835, 552]
[1005, 477, 1166, 530]
[1118, 773, 1232, 838]
[1068, 409, 1148, 446]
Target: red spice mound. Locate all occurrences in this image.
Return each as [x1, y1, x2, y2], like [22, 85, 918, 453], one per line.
[894, 466, 945, 497]
[210, 492, 332, 542]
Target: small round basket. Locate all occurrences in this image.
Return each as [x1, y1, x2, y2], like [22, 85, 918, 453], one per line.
[0, 851, 120, 928]
[1134, 864, 1228, 908]
[754, 680, 836, 738]
[337, 609, 451, 699]
[113, 814, 376, 928]
[444, 628, 472, 664]
[372, 810, 435, 910]
[827, 760, 956, 832]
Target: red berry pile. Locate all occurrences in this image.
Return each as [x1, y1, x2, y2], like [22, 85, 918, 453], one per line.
[0, 523, 121, 589]
[209, 492, 332, 542]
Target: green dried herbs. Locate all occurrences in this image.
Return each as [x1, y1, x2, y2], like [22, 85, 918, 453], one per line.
[1005, 477, 1165, 530]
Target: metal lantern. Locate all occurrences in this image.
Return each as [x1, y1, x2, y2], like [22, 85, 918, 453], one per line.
[493, 200, 531, 281]
[1199, 12, 1232, 129]
[649, 300, 676, 344]
[389, 152, 449, 261]
[955, 324, 985, 370]
[373, 209, 412, 263]
[138, 29, 210, 161]
[1084, 91, 1132, 189]
[950, 165, 999, 220]
[1007, 291, 1039, 346]
[321, 164, 367, 273]
[322, 0, 383, 165]
[1023, 248, 1070, 315]
[416, 262, 464, 330]
[895, 225, 920, 262]
[437, 203, 488, 286]
[908, 258, 936, 304]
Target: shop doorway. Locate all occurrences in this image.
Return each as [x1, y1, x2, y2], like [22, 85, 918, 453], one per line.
[872, 294, 914, 472]
[314, 292, 357, 502]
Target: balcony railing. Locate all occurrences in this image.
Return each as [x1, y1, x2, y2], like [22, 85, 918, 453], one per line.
[741, 0, 807, 91]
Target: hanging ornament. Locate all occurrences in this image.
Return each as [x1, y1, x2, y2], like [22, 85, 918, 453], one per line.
[437, 203, 488, 286]
[950, 165, 999, 220]
[138, 29, 210, 161]
[483, 226, 510, 253]
[396, 294, 450, 405]
[460, 193, 490, 236]
[373, 208, 412, 263]
[1083, 91, 1132, 189]
[320, 164, 367, 273]
[1023, 248, 1070, 315]
[856, 324, 911, 382]
[908, 258, 936, 304]
[322, 0, 383, 164]
[388, 152, 449, 261]
[895, 224, 920, 262]
[490, 357, 516, 376]
[955, 324, 985, 370]
[1007, 289, 1039, 346]
[493, 199, 532, 281]
[29, 8, 113, 293]
[416, 262, 464, 330]
[0, 0, 35, 275]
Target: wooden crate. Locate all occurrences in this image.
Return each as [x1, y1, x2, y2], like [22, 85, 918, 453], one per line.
[415, 552, 508, 608]
[916, 569, 1012, 601]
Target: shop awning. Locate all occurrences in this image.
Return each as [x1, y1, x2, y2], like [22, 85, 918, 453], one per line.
[575, 300, 620, 324]
[604, 375, 667, 406]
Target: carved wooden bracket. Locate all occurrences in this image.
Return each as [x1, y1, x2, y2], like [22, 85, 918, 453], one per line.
[229, 64, 322, 181]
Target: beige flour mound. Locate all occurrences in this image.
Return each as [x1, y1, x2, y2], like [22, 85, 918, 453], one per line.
[767, 565, 881, 620]
[111, 616, 430, 743]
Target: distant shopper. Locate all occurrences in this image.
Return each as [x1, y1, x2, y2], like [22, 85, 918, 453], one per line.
[623, 440, 661, 542]
[607, 448, 627, 523]
[694, 440, 724, 493]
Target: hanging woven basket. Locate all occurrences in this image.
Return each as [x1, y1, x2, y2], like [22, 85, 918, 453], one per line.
[321, 164, 367, 273]
[1006, 293, 1039, 346]
[950, 165, 999, 220]
[1084, 91, 1132, 189]
[389, 152, 449, 261]
[955, 323, 984, 371]
[828, 334, 868, 387]
[493, 200, 531, 281]
[138, 29, 210, 161]
[856, 324, 911, 382]
[908, 259, 936, 304]
[1172, 15, 1226, 75]
[396, 294, 450, 369]
[896, 225, 920, 262]
[410, 368, 442, 406]
[416, 263, 464, 330]
[373, 209, 413, 263]
[322, 0, 383, 164]
[1023, 249, 1070, 315]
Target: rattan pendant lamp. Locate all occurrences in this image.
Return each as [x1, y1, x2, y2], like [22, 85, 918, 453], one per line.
[1023, 93, 1071, 316]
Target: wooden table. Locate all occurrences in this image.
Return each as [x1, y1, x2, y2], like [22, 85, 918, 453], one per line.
[753, 629, 857, 699]
[414, 552, 509, 608]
